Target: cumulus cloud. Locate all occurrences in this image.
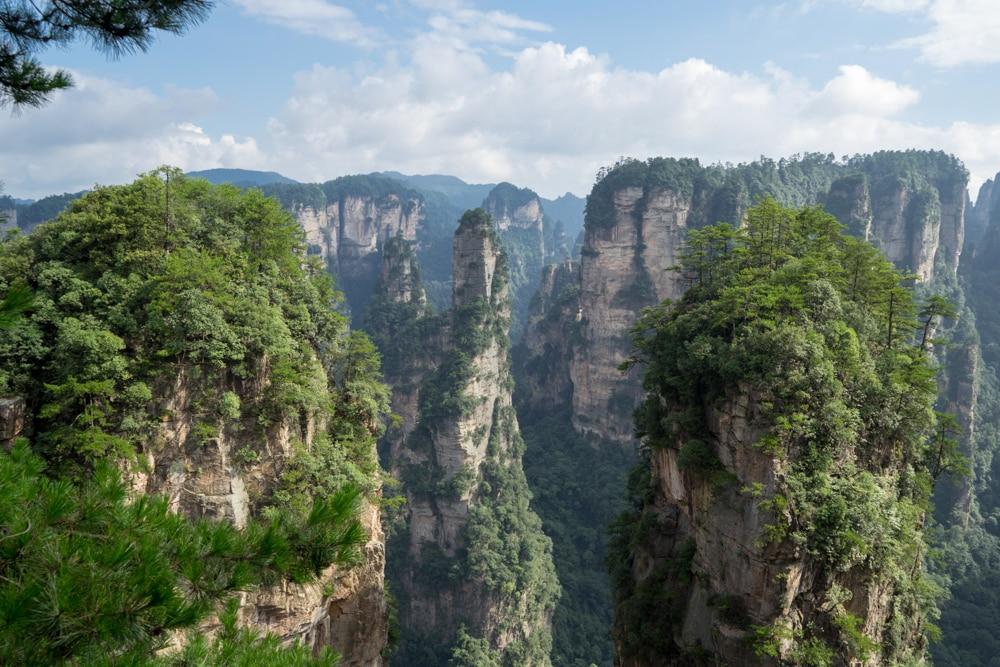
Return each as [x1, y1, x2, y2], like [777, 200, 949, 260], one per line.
[263, 41, 1000, 197]
[231, 0, 383, 47]
[858, 0, 1000, 67]
[812, 65, 920, 116]
[0, 73, 264, 198]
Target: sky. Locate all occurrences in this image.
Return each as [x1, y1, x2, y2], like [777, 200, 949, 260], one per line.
[5, 0, 1000, 199]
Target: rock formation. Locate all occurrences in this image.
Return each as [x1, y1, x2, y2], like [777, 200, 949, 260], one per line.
[515, 260, 579, 412]
[266, 177, 424, 318]
[481, 183, 551, 338]
[519, 153, 969, 445]
[134, 365, 388, 666]
[370, 209, 558, 666]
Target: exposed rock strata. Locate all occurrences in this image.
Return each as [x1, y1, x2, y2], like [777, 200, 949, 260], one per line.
[481, 183, 551, 338]
[519, 155, 969, 445]
[374, 209, 557, 665]
[139, 365, 388, 665]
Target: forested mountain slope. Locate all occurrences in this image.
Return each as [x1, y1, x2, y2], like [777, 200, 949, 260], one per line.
[0, 171, 391, 664]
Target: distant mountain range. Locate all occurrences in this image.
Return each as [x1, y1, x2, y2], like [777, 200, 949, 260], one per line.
[4, 168, 586, 242]
[185, 168, 300, 187]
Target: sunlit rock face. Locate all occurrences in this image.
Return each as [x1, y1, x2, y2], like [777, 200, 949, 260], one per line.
[519, 153, 968, 447]
[373, 210, 557, 665]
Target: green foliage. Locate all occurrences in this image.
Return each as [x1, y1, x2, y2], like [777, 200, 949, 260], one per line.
[160, 598, 340, 666]
[0, 0, 213, 108]
[0, 282, 31, 329]
[0, 441, 363, 664]
[449, 627, 503, 667]
[519, 409, 633, 667]
[0, 171, 389, 662]
[615, 198, 954, 664]
[0, 169, 386, 481]
[386, 209, 557, 666]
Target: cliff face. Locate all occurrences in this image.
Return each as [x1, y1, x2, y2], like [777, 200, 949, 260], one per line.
[615, 391, 924, 666]
[266, 177, 425, 318]
[134, 365, 388, 666]
[481, 183, 551, 338]
[0, 174, 392, 665]
[608, 199, 941, 666]
[520, 153, 969, 445]
[373, 209, 558, 666]
[516, 260, 580, 412]
[570, 185, 693, 441]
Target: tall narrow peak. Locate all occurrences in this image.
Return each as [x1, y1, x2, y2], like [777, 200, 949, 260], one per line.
[384, 208, 558, 666]
[966, 176, 996, 248]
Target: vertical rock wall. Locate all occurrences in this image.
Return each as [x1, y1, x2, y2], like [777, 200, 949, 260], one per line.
[374, 209, 558, 665]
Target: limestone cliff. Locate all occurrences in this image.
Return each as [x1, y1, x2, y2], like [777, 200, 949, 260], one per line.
[265, 177, 424, 318]
[372, 209, 558, 666]
[515, 260, 580, 412]
[481, 183, 550, 338]
[519, 153, 969, 445]
[0, 173, 392, 665]
[136, 359, 388, 666]
[608, 199, 943, 666]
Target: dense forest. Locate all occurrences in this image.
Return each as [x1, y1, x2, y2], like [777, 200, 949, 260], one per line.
[0, 171, 389, 664]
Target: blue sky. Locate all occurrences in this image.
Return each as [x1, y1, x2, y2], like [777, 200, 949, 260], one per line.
[5, 0, 1000, 199]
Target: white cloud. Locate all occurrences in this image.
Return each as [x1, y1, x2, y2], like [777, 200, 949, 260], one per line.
[0, 73, 264, 198]
[857, 0, 1000, 67]
[812, 64, 920, 116]
[232, 0, 383, 47]
[6, 25, 1000, 203]
[262, 41, 1000, 197]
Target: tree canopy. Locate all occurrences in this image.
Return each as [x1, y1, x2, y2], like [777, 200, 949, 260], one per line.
[1, 0, 213, 107]
[612, 197, 961, 665]
[0, 170, 389, 663]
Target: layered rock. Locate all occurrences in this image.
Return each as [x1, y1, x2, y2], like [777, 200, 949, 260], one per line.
[0, 396, 26, 446]
[481, 183, 550, 338]
[613, 390, 924, 667]
[519, 153, 969, 445]
[266, 177, 424, 317]
[375, 209, 558, 665]
[515, 260, 580, 412]
[138, 364, 388, 666]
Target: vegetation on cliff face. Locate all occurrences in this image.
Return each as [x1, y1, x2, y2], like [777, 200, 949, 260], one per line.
[374, 210, 558, 667]
[0, 170, 388, 662]
[930, 183, 1000, 666]
[585, 151, 966, 237]
[610, 198, 961, 664]
[520, 410, 632, 667]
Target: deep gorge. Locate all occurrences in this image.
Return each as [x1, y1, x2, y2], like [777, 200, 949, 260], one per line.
[4, 151, 1000, 666]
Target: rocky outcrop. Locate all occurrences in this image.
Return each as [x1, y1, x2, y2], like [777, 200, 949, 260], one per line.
[613, 389, 922, 667]
[139, 364, 388, 666]
[515, 261, 580, 413]
[269, 177, 424, 317]
[380, 209, 558, 665]
[0, 396, 27, 446]
[0, 207, 16, 232]
[481, 183, 550, 338]
[519, 153, 969, 446]
[243, 501, 388, 667]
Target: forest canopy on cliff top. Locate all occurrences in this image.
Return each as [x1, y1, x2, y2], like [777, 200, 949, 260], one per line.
[612, 197, 962, 664]
[0, 171, 389, 664]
